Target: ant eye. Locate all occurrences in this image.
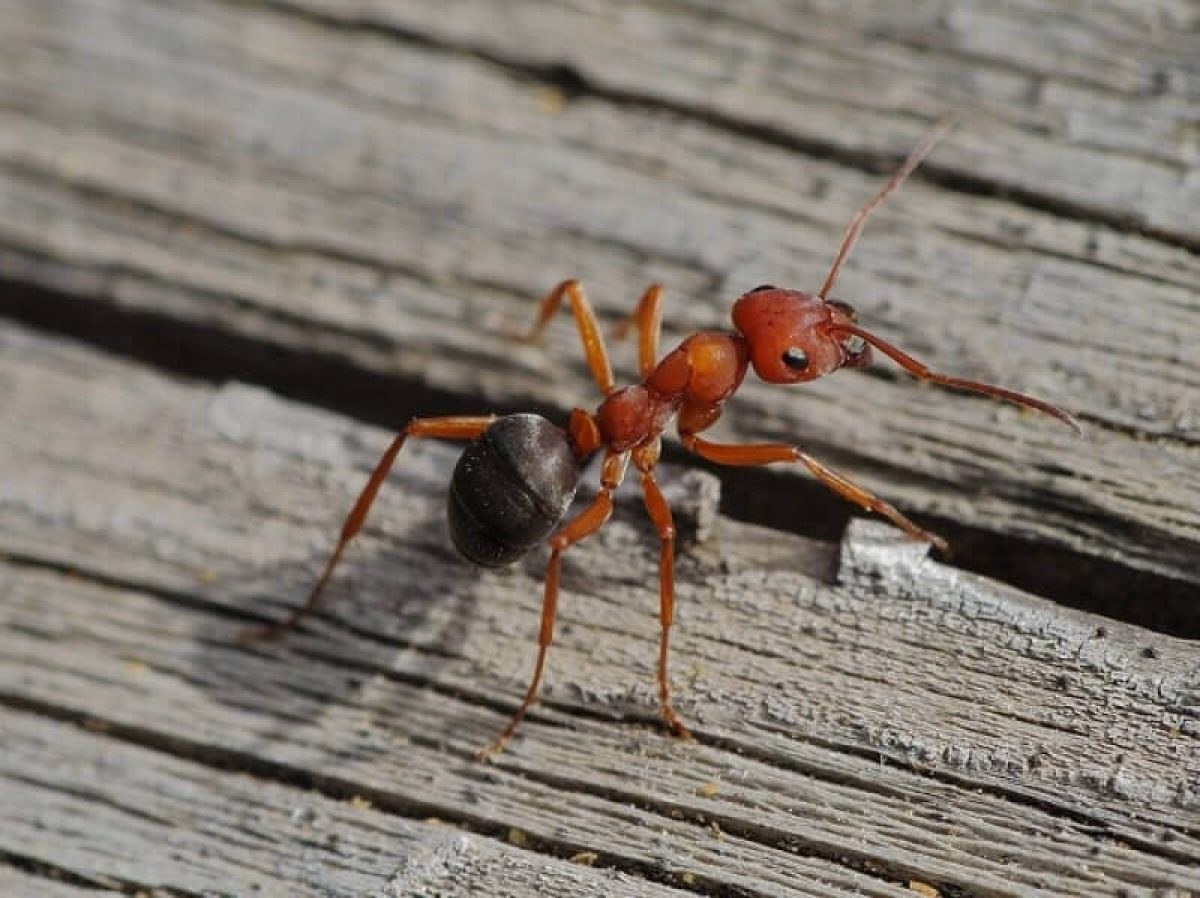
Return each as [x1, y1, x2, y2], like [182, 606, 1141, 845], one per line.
[827, 299, 858, 322]
[842, 334, 867, 357]
[781, 347, 809, 371]
[749, 284, 776, 294]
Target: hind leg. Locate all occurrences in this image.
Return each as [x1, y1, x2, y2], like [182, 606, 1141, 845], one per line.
[239, 415, 495, 644]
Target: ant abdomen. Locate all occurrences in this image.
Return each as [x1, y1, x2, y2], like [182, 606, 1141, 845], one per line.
[448, 414, 580, 567]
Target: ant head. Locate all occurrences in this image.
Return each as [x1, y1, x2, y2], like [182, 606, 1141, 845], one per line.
[731, 285, 871, 384]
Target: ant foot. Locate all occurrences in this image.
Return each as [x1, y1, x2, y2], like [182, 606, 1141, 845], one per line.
[662, 706, 693, 741]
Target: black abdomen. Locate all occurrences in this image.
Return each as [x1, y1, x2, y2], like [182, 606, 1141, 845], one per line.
[448, 414, 580, 567]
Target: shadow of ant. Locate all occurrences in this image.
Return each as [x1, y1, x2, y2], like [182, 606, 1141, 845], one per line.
[184, 478, 494, 773]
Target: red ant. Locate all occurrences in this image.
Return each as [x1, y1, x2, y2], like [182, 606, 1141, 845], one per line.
[242, 121, 1081, 760]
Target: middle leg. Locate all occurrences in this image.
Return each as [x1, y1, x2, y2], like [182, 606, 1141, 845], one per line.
[516, 279, 615, 395]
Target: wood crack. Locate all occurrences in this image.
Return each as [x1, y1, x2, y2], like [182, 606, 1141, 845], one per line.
[1, 271, 1196, 637]
[0, 849, 202, 897]
[254, 0, 1200, 252]
[2, 5, 1198, 891]
[7, 538, 1197, 888]
[0, 693, 825, 898]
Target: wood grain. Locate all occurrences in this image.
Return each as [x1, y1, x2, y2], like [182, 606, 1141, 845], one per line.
[0, 0, 1196, 597]
[0, 866, 109, 898]
[3, 707, 697, 898]
[1, 321, 1197, 896]
[2, 1, 1198, 894]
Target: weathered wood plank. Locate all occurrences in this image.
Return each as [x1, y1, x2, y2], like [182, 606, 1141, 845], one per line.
[284, 0, 1200, 247]
[0, 867, 111, 898]
[1, 321, 1197, 896]
[7, 543, 1200, 898]
[2, 708, 693, 898]
[0, 0, 1196, 598]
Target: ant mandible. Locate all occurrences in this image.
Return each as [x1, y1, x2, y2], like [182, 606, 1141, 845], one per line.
[241, 121, 1081, 760]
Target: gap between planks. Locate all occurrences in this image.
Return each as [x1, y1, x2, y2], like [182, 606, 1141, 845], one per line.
[1, 321, 1198, 897]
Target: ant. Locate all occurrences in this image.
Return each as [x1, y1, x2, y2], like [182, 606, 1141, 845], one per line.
[241, 121, 1081, 760]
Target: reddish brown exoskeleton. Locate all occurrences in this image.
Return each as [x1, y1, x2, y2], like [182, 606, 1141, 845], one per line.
[242, 121, 1081, 759]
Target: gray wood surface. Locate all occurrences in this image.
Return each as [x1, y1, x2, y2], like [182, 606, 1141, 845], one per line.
[2, 323, 1198, 896]
[0, 866, 108, 898]
[3, 708, 687, 897]
[1, 0, 1197, 598]
[1, 0, 1198, 895]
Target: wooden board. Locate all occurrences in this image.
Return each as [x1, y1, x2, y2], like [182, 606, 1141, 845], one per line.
[0, 0, 1197, 610]
[2, 321, 1198, 896]
[2, 0, 1198, 894]
[2, 708, 690, 897]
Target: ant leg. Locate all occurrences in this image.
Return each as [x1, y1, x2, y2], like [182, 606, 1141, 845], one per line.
[239, 415, 495, 645]
[612, 283, 664, 378]
[631, 439, 691, 740]
[516, 279, 615, 394]
[680, 431, 949, 554]
[477, 450, 629, 761]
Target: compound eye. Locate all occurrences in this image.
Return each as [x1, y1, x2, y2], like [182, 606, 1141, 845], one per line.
[826, 299, 859, 322]
[749, 284, 777, 294]
[781, 347, 810, 371]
